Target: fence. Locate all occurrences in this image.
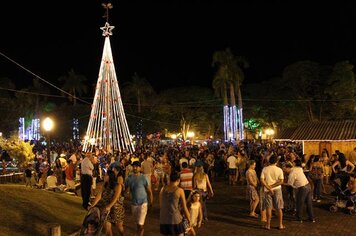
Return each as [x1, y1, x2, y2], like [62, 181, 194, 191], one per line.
[0, 172, 24, 184]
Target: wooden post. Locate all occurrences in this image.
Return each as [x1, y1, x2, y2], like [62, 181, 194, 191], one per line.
[47, 223, 61, 236]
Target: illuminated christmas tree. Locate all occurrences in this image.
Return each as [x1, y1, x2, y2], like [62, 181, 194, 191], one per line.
[83, 4, 135, 153]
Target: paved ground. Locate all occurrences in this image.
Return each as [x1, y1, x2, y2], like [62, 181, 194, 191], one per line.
[89, 177, 355, 236]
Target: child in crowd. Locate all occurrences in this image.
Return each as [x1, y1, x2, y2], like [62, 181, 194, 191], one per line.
[24, 164, 32, 187]
[187, 190, 203, 236]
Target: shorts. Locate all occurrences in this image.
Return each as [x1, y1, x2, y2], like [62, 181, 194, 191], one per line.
[262, 188, 284, 210]
[229, 168, 237, 176]
[131, 203, 148, 225]
[247, 185, 259, 201]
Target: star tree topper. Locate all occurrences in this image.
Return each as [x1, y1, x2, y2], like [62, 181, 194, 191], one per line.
[100, 22, 115, 36]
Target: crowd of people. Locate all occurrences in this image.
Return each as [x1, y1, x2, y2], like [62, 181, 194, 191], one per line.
[22, 140, 356, 235]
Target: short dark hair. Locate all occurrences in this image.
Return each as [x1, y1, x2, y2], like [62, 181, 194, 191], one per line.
[182, 162, 188, 168]
[170, 172, 180, 182]
[269, 155, 278, 164]
[132, 161, 141, 167]
[294, 159, 302, 167]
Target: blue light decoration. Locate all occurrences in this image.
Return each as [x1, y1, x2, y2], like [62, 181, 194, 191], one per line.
[238, 107, 244, 140]
[231, 105, 238, 141]
[31, 118, 41, 141]
[72, 118, 79, 140]
[223, 105, 229, 141]
[20, 118, 41, 141]
[18, 117, 25, 140]
[223, 105, 243, 142]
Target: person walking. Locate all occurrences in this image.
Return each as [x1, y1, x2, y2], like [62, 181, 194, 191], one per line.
[180, 162, 194, 200]
[193, 162, 214, 222]
[90, 165, 125, 236]
[286, 159, 315, 223]
[186, 190, 203, 236]
[81, 152, 94, 210]
[260, 155, 285, 230]
[159, 172, 191, 236]
[226, 152, 237, 185]
[125, 161, 153, 236]
[141, 154, 154, 186]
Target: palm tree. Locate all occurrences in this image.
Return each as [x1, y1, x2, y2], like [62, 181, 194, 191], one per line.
[58, 69, 88, 140]
[58, 68, 88, 106]
[123, 72, 154, 145]
[212, 48, 249, 140]
[123, 72, 154, 113]
[212, 65, 230, 141]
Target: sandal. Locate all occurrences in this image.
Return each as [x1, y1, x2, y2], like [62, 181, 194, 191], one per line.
[278, 225, 286, 230]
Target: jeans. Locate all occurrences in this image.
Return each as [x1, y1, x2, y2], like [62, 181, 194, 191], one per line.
[313, 179, 322, 199]
[295, 183, 314, 220]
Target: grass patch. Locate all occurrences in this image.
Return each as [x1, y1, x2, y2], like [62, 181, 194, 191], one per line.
[0, 184, 87, 236]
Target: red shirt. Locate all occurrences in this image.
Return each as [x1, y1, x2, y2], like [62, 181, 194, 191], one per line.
[65, 164, 74, 181]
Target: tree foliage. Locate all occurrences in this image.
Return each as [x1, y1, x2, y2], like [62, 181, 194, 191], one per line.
[0, 135, 35, 168]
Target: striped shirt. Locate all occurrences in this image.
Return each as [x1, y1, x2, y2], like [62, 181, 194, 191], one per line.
[180, 168, 193, 190]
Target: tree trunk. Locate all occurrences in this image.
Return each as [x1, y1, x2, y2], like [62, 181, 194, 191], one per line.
[229, 82, 236, 106]
[47, 223, 61, 236]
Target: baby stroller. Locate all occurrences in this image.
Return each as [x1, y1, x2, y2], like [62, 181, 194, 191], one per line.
[79, 207, 109, 236]
[329, 182, 356, 215]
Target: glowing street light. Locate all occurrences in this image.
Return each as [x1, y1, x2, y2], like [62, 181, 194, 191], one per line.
[43, 117, 54, 132]
[265, 128, 275, 141]
[265, 128, 275, 136]
[187, 131, 195, 138]
[43, 117, 54, 164]
[171, 134, 177, 140]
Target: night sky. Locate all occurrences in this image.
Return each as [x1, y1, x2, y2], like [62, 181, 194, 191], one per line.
[2, 1, 356, 93]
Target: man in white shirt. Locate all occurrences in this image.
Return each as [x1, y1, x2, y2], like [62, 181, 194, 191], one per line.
[226, 152, 237, 185]
[286, 159, 315, 223]
[260, 155, 285, 230]
[80, 152, 94, 209]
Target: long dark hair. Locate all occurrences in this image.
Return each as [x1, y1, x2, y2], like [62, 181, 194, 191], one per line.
[104, 170, 117, 190]
[338, 153, 346, 168]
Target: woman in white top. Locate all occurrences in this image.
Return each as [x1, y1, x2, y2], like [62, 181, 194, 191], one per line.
[193, 163, 214, 222]
[187, 190, 203, 236]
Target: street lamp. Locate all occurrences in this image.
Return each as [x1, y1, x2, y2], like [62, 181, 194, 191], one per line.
[265, 128, 275, 141]
[43, 117, 54, 164]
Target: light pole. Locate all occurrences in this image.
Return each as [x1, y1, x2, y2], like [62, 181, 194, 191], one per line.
[43, 117, 54, 164]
